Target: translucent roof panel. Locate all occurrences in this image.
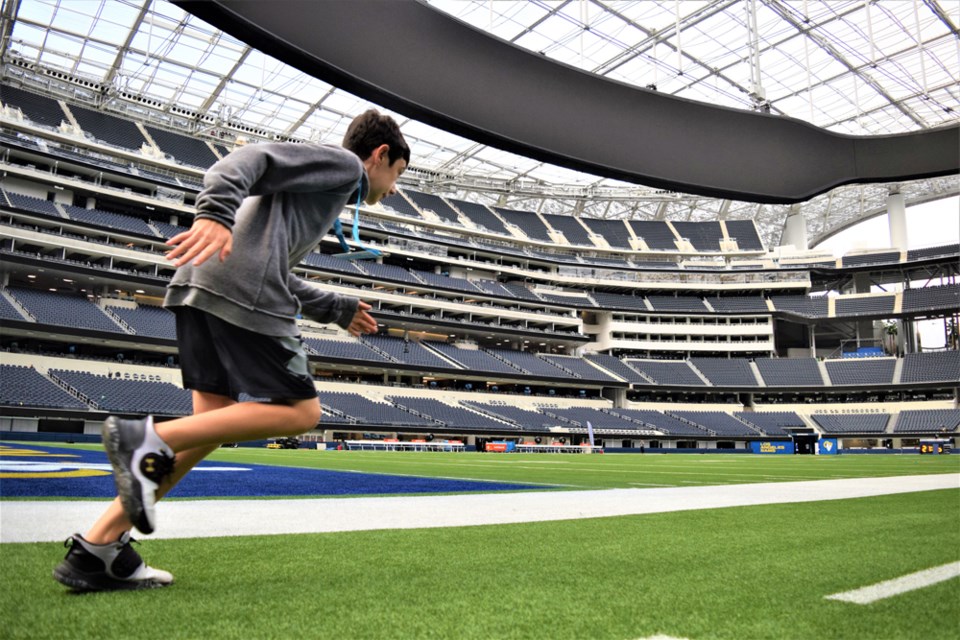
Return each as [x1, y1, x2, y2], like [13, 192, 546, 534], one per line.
[1, 0, 957, 248]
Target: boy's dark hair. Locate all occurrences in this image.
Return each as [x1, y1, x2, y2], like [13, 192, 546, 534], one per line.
[343, 109, 410, 166]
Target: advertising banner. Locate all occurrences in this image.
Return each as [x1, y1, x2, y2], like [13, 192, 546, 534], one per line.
[750, 441, 795, 454]
[818, 438, 838, 455]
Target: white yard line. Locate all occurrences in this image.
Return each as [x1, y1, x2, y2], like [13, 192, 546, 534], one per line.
[2, 473, 956, 543]
[825, 561, 960, 604]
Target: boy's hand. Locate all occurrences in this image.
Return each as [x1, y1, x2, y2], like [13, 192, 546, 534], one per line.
[347, 301, 378, 337]
[166, 219, 233, 267]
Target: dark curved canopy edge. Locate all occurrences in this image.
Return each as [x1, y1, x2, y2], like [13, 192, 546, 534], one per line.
[175, 0, 959, 205]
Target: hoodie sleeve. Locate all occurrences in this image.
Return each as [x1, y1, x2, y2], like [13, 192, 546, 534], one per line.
[194, 143, 362, 230]
[287, 274, 361, 329]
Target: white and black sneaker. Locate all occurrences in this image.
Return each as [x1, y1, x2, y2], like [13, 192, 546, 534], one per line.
[102, 415, 175, 534]
[53, 532, 173, 592]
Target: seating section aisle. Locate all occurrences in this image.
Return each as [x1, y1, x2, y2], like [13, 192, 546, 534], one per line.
[543, 213, 593, 246]
[51, 369, 192, 415]
[381, 193, 423, 219]
[486, 349, 576, 379]
[894, 409, 960, 433]
[0, 365, 88, 409]
[672, 221, 723, 252]
[7, 288, 123, 333]
[579, 219, 633, 249]
[611, 409, 711, 436]
[824, 358, 895, 385]
[811, 414, 890, 433]
[539, 355, 621, 382]
[403, 191, 461, 224]
[899, 351, 960, 383]
[0, 292, 27, 321]
[461, 401, 557, 429]
[540, 406, 637, 430]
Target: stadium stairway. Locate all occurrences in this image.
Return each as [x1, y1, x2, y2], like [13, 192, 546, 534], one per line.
[748, 361, 764, 386]
[892, 358, 904, 384]
[0, 288, 34, 320]
[886, 414, 900, 434]
[818, 360, 832, 385]
[685, 362, 714, 386]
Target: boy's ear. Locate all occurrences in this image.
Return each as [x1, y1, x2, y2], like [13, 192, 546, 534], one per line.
[374, 143, 390, 164]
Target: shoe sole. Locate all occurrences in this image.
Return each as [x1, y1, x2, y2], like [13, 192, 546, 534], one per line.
[53, 564, 172, 592]
[101, 417, 154, 534]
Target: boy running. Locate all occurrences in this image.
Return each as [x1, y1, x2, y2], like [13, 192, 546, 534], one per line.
[54, 110, 409, 591]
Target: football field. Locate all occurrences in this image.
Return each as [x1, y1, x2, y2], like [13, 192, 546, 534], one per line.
[2, 446, 958, 639]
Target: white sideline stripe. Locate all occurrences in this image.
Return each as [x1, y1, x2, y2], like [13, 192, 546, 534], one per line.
[825, 561, 960, 604]
[1, 473, 956, 543]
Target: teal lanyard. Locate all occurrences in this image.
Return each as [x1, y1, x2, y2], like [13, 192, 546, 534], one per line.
[333, 176, 381, 257]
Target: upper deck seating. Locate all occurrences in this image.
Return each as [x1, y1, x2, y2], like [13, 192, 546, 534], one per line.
[69, 104, 145, 150]
[144, 125, 219, 168]
[646, 295, 708, 313]
[811, 413, 890, 433]
[723, 220, 764, 251]
[51, 369, 192, 415]
[627, 221, 677, 250]
[542, 214, 593, 246]
[624, 360, 705, 386]
[708, 296, 769, 313]
[500, 283, 543, 302]
[825, 358, 896, 385]
[755, 358, 824, 386]
[671, 221, 723, 252]
[590, 291, 650, 312]
[537, 292, 594, 307]
[381, 192, 423, 219]
[410, 269, 484, 294]
[1, 85, 66, 127]
[689, 358, 758, 386]
[448, 199, 510, 235]
[907, 244, 959, 261]
[152, 220, 190, 240]
[899, 351, 960, 383]
[403, 190, 461, 225]
[841, 251, 900, 267]
[302, 251, 367, 275]
[7, 288, 124, 333]
[355, 261, 423, 285]
[0, 292, 27, 321]
[0, 365, 88, 409]
[579, 219, 633, 249]
[770, 295, 829, 318]
[834, 295, 895, 317]
[902, 285, 960, 313]
[493, 207, 552, 241]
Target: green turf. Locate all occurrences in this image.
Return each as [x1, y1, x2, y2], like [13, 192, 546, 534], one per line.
[2, 489, 957, 639]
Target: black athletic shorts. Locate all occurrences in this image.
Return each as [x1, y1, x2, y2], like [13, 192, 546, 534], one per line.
[173, 306, 317, 402]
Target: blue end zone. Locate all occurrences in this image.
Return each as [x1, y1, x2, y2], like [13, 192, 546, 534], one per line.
[0, 444, 544, 498]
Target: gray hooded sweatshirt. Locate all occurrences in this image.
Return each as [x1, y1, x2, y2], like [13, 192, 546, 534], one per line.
[164, 142, 364, 336]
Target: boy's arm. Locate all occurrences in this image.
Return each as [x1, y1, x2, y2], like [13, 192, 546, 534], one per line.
[288, 275, 378, 336]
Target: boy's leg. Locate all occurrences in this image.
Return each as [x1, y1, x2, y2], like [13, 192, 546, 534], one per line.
[86, 389, 234, 544]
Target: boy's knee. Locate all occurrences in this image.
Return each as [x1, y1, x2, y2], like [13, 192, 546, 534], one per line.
[290, 398, 321, 434]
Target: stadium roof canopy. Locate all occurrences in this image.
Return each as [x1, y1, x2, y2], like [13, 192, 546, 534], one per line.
[1, 0, 958, 248]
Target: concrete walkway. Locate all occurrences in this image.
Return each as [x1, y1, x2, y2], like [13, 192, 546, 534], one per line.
[2, 473, 956, 543]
